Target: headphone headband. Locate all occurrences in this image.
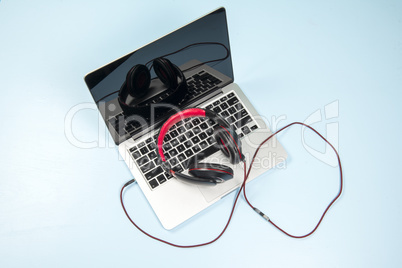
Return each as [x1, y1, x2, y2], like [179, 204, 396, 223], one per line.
[157, 108, 206, 162]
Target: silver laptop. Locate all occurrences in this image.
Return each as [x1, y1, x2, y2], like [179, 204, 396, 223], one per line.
[84, 7, 287, 230]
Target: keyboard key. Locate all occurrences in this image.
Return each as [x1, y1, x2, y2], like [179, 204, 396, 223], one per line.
[157, 174, 167, 184]
[213, 100, 220, 106]
[177, 144, 185, 152]
[228, 92, 235, 98]
[170, 149, 178, 157]
[206, 104, 213, 110]
[241, 126, 251, 135]
[227, 116, 236, 124]
[177, 126, 186, 134]
[221, 111, 229, 117]
[164, 134, 171, 142]
[177, 153, 186, 162]
[228, 107, 236, 114]
[227, 97, 239, 106]
[171, 139, 179, 147]
[146, 137, 152, 143]
[163, 143, 172, 151]
[251, 125, 258, 131]
[147, 143, 156, 150]
[137, 155, 149, 166]
[199, 132, 207, 140]
[193, 145, 201, 153]
[166, 172, 173, 179]
[193, 126, 201, 134]
[220, 96, 228, 102]
[193, 118, 201, 125]
[206, 128, 213, 135]
[131, 150, 141, 159]
[207, 137, 214, 145]
[145, 167, 163, 180]
[185, 131, 194, 139]
[149, 179, 159, 189]
[220, 103, 229, 110]
[235, 103, 243, 110]
[170, 130, 179, 138]
[185, 122, 193, 129]
[235, 116, 252, 128]
[140, 146, 149, 155]
[177, 134, 186, 143]
[172, 165, 184, 173]
[191, 136, 200, 144]
[213, 107, 222, 113]
[164, 152, 170, 159]
[138, 141, 145, 148]
[184, 140, 192, 148]
[185, 149, 194, 157]
[129, 146, 137, 153]
[169, 157, 178, 167]
[240, 109, 248, 118]
[148, 151, 157, 159]
[141, 161, 155, 173]
[200, 123, 208, 130]
[199, 141, 208, 149]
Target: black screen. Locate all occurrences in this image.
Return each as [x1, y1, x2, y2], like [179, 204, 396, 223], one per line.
[84, 7, 233, 144]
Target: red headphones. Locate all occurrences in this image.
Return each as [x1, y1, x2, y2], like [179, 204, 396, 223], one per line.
[157, 108, 245, 185]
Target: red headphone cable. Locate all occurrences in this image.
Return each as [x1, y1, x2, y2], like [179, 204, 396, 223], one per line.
[120, 122, 343, 246]
[242, 122, 343, 238]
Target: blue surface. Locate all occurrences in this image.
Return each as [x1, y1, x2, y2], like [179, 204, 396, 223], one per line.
[1, 0, 401, 267]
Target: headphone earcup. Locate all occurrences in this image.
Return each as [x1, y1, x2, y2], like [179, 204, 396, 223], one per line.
[125, 64, 150, 98]
[153, 57, 178, 89]
[188, 163, 234, 183]
[214, 126, 243, 164]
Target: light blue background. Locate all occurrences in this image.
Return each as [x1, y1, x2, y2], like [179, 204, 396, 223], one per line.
[1, 0, 401, 267]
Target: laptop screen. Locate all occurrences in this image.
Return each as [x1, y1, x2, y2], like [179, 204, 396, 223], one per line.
[84, 7, 233, 144]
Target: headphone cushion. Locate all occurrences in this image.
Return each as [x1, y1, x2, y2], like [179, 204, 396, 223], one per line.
[188, 163, 234, 182]
[214, 125, 242, 164]
[126, 64, 150, 98]
[153, 57, 178, 88]
[174, 172, 219, 185]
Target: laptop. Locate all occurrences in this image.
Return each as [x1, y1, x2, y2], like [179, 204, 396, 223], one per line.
[84, 7, 287, 230]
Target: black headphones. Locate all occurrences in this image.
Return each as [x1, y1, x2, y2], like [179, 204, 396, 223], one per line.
[118, 57, 188, 116]
[157, 108, 245, 185]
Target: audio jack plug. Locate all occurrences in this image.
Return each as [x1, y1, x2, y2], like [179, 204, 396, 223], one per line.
[253, 207, 270, 221]
[124, 179, 137, 187]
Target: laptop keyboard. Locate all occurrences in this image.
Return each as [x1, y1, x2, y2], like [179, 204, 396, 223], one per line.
[182, 70, 222, 103]
[128, 91, 259, 190]
[109, 70, 222, 137]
